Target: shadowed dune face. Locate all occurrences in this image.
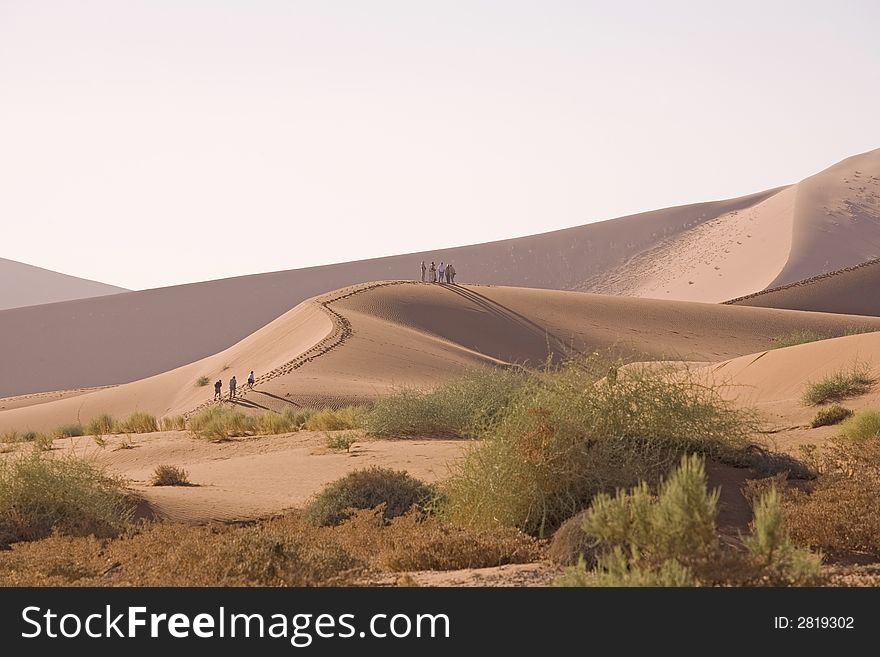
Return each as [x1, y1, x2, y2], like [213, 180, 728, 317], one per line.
[5, 281, 880, 433]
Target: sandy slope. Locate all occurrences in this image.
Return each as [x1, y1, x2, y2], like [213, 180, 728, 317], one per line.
[5, 281, 880, 435]
[0, 257, 127, 311]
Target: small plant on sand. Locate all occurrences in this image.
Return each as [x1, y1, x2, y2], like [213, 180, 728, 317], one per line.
[802, 363, 874, 405]
[93, 435, 107, 448]
[305, 467, 434, 527]
[54, 423, 84, 438]
[304, 406, 369, 432]
[115, 411, 159, 434]
[151, 465, 191, 487]
[839, 409, 880, 442]
[771, 330, 832, 350]
[86, 414, 116, 437]
[0, 452, 133, 544]
[160, 415, 186, 431]
[810, 405, 853, 428]
[31, 434, 54, 452]
[325, 432, 358, 453]
[556, 455, 821, 587]
[196, 376, 210, 387]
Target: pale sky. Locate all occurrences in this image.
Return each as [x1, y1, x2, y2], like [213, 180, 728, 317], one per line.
[1, 1, 878, 290]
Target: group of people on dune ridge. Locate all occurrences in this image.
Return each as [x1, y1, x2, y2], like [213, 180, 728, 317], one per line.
[214, 369, 255, 401]
[420, 260, 457, 284]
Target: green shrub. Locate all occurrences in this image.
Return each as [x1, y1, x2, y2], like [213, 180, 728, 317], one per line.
[325, 432, 358, 452]
[160, 415, 186, 431]
[151, 465, 190, 487]
[254, 412, 295, 435]
[770, 330, 832, 350]
[802, 364, 874, 405]
[367, 368, 529, 437]
[0, 453, 134, 544]
[305, 467, 434, 527]
[443, 360, 755, 536]
[839, 410, 880, 442]
[188, 406, 255, 441]
[86, 414, 116, 437]
[810, 405, 853, 428]
[196, 376, 210, 387]
[115, 412, 159, 434]
[556, 455, 821, 587]
[305, 406, 369, 432]
[54, 423, 84, 438]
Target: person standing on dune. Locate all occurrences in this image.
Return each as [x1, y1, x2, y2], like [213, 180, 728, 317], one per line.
[445, 263, 453, 283]
[247, 370, 255, 389]
[229, 375, 237, 400]
[420, 260, 426, 282]
[438, 262, 446, 284]
[450, 264, 457, 283]
[430, 262, 436, 282]
[214, 379, 222, 400]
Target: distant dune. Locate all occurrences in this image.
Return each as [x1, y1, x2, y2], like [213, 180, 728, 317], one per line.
[728, 258, 880, 316]
[5, 281, 880, 433]
[1, 147, 878, 397]
[0, 257, 127, 310]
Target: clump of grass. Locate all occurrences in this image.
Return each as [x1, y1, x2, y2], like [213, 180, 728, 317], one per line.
[810, 405, 853, 428]
[325, 432, 358, 452]
[0, 452, 134, 544]
[196, 376, 210, 387]
[802, 363, 874, 405]
[283, 408, 315, 429]
[254, 412, 295, 435]
[115, 411, 159, 434]
[305, 467, 434, 527]
[443, 359, 756, 536]
[547, 510, 597, 566]
[160, 415, 186, 431]
[843, 326, 880, 337]
[188, 406, 255, 441]
[839, 410, 880, 442]
[21, 431, 38, 442]
[151, 465, 190, 487]
[304, 406, 369, 432]
[54, 423, 84, 438]
[367, 368, 529, 437]
[1, 431, 21, 444]
[770, 330, 832, 350]
[31, 434, 54, 452]
[86, 414, 116, 437]
[556, 455, 821, 587]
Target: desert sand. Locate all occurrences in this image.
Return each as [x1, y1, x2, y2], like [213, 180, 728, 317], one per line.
[5, 281, 880, 434]
[3, 148, 878, 398]
[0, 257, 127, 311]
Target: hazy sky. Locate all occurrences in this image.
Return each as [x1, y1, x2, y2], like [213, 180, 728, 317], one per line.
[1, 1, 878, 290]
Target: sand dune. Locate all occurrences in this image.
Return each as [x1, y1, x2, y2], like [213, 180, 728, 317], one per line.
[0, 257, 127, 311]
[729, 257, 880, 316]
[5, 281, 880, 434]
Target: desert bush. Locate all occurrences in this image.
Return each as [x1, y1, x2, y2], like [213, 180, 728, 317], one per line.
[367, 368, 529, 438]
[325, 432, 357, 452]
[556, 455, 821, 587]
[305, 467, 434, 527]
[776, 437, 880, 558]
[810, 405, 853, 428]
[802, 363, 874, 405]
[771, 330, 832, 350]
[86, 414, 116, 437]
[196, 376, 210, 387]
[282, 407, 315, 429]
[115, 411, 159, 434]
[188, 406, 255, 441]
[31, 434, 54, 452]
[1, 431, 22, 444]
[304, 406, 369, 432]
[0, 453, 133, 544]
[54, 423, 84, 438]
[254, 412, 295, 435]
[160, 415, 186, 431]
[443, 360, 756, 536]
[548, 510, 597, 566]
[21, 431, 38, 442]
[839, 410, 880, 442]
[151, 465, 190, 487]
